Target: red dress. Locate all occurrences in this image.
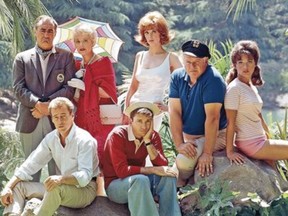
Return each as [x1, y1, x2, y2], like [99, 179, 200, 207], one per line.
[74, 57, 117, 163]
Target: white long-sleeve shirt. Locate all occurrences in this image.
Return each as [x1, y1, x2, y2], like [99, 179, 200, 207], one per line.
[15, 123, 100, 187]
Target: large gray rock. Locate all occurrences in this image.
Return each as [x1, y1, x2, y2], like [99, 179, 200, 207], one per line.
[180, 150, 288, 214]
[56, 196, 130, 216]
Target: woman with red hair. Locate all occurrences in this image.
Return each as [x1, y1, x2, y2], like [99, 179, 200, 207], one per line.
[124, 11, 182, 131]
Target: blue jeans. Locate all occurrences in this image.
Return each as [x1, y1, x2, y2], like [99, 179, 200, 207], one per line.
[106, 174, 181, 216]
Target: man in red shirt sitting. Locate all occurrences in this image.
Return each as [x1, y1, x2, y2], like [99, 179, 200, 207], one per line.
[102, 102, 181, 216]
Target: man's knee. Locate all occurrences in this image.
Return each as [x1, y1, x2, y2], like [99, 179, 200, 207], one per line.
[130, 175, 150, 189]
[160, 176, 177, 187]
[176, 154, 197, 171]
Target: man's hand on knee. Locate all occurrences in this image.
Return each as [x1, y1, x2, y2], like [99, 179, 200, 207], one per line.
[44, 175, 63, 192]
[177, 142, 197, 158]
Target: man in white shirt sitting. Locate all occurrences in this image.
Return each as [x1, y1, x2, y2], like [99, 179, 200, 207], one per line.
[0, 97, 99, 216]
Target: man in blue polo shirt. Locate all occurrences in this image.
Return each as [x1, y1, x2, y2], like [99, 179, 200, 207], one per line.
[169, 40, 227, 186]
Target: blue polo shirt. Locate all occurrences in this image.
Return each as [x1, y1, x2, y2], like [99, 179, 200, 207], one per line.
[169, 65, 227, 135]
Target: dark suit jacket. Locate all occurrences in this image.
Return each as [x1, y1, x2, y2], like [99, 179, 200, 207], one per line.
[13, 47, 76, 133]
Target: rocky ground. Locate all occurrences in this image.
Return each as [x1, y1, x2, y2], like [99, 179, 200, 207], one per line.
[0, 89, 17, 131]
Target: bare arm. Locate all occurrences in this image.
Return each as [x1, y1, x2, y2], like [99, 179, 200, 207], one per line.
[226, 109, 237, 155]
[124, 52, 141, 109]
[203, 103, 222, 154]
[168, 98, 184, 147]
[225, 109, 245, 164]
[169, 52, 183, 73]
[259, 113, 270, 138]
[140, 166, 177, 177]
[168, 98, 197, 158]
[196, 103, 221, 177]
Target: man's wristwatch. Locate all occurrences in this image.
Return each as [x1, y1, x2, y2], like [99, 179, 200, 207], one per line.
[145, 142, 151, 146]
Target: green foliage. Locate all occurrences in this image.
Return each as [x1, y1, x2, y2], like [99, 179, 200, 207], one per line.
[0, 129, 24, 216]
[208, 40, 234, 77]
[0, 129, 24, 182]
[0, 0, 49, 54]
[159, 113, 177, 166]
[179, 180, 288, 215]
[226, 0, 257, 22]
[270, 108, 288, 181]
[0, 41, 13, 88]
[179, 179, 238, 216]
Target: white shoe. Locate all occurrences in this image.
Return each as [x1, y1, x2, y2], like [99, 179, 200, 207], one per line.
[21, 198, 41, 216]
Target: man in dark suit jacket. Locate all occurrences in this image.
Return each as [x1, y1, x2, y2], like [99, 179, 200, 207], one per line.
[13, 15, 76, 181]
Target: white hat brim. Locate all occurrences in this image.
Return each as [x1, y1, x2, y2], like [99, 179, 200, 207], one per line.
[124, 102, 161, 117]
[183, 51, 197, 57]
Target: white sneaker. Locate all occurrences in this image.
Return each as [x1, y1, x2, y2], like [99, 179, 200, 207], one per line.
[21, 198, 42, 216]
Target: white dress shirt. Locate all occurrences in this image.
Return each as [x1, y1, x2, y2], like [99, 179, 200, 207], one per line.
[15, 123, 100, 187]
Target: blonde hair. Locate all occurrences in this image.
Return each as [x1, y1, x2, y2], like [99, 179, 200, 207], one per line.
[134, 11, 173, 47]
[48, 97, 75, 115]
[73, 24, 97, 46]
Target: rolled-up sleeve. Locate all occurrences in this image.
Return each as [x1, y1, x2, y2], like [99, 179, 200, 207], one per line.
[71, 139, 97, 187]
[14, 139, 52, 181]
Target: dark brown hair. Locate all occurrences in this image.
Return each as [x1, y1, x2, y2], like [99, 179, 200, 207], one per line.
[134, 11, 173, 47]
[130, 108, 153, 120]
[226, 40, 264, 86]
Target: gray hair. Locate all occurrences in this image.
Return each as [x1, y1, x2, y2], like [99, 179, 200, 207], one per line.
[34, 15, 58, 31]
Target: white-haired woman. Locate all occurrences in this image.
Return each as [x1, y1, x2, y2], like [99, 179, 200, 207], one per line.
[68, 24, 117, 196]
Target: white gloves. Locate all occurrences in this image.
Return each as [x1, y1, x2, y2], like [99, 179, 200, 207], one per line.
[68, 78, 85, 91]
[75, 69, 85, 78]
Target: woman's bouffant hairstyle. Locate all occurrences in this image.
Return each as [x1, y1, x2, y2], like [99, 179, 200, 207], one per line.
[134, 11, 173, 47]
[226, 40, 264, 86]
[73, 24, 97, 46]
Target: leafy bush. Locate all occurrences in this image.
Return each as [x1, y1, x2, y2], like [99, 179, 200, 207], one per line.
[0, 129, 24, 179]
[0, 129, 24, 214]
[159, 113, 177, 166]
[179, 180, 288, 216]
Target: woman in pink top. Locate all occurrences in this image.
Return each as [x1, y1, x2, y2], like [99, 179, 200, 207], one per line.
[123, 11, 182, 130]
[224, 40, 288, 166]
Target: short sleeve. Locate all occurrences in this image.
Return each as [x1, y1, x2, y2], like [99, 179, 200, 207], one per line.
[202, 76, 226, 104]
[225, 85, 240, 110]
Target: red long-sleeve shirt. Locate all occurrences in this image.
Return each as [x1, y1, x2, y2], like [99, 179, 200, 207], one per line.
[102, 125, 168, 189]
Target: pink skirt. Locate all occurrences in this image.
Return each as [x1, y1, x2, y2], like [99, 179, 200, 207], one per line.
[235, 136, 266, 157]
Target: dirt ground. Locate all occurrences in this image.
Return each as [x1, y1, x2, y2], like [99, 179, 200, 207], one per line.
[0, 89, 17, 131]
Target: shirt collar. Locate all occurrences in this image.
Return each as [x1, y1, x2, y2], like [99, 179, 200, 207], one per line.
[127, 125, 136, 141]
[35, 45, 56, 59]
[184, 73, 190, 83]
[55, 123, 76, 144]
[127, 125, 144, 148]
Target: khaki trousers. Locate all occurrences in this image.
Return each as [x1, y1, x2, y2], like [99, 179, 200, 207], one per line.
[4, 181, 96, 216]
[176, 129, 226, 180]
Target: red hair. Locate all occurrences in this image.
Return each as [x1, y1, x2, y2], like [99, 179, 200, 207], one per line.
[134, 11, 173, 47]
